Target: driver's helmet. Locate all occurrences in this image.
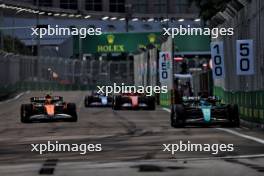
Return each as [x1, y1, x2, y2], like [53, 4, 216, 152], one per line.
[45, 94, 52, 104]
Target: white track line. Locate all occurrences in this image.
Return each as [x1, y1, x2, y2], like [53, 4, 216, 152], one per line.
[162, 107, 171, 112]
[20, 134, 115, 142]
[0, 91, 29, 104]
[216, 128, 264, 145]
[0, 134, 120, 143]
[162, 107, 264, 145]
[58, 154, 264, 169]
[171, 153, 264, 161]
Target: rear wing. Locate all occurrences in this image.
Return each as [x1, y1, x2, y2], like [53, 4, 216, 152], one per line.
[182, 96, 221, 103]
[30, 96, 63, 102]
[174, 74, 193, 79]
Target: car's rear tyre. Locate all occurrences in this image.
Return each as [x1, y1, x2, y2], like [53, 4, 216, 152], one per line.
[67, 103, 78, 122]
[20, 104, 32, 123]
[171, 104, 185, 128]
[228, 104, 240, 127]
[147, 97, 156, 110]
[112, 96, 121, 110]
[84, 96, 91, 107]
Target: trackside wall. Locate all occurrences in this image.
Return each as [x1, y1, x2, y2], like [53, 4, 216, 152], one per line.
[213, 0, 264, 124]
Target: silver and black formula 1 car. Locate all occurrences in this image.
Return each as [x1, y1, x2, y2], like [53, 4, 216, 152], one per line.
[84, 92, 112, 107]
[170, 96, 240, 127]
[112, 93, 155, 110]
[20, 94, 78, 123]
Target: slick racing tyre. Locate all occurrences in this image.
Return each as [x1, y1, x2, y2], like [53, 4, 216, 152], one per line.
[147, 97, 156, 110]
[228, 104, 240, 127]
[67, 103, 78, 122]
[112, 96, 121, 110]
[170, 104, 185, 128]
[84, 96, 91, 107]
[20, 104, 32, 123]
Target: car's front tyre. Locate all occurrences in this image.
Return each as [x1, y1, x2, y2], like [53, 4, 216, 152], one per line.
[67, 103, 78, 122]
[112, 96, 121, 110]
[20, 104, 32, 123]
[84, 96, 90, 107]
[171, 104, 185, 128]
[228, 104, 240, 127]
[147, 96, 156, 110]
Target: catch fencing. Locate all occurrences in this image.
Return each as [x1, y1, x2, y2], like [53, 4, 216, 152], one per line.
[0, 52, 133, 96]
[133, 37, 173, 106]
[133, 48, 158, 88]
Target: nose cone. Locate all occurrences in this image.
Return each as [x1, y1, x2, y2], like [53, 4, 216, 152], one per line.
[130, 96, 139, 107]
[45, 105, 55, 116]
[201, 106, 212, 122]
[100, 96, 108, 105]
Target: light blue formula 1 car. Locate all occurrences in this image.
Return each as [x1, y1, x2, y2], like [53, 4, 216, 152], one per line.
[170, 96, 240, 127]
[84, 92, 112, 107]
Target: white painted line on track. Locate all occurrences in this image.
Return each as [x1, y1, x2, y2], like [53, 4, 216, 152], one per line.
[171, 153, 264, 161]
[241, 126, 250, 130]
[162, 107, 171, 112]
[0, 134, 118, 143]
[216, 128, 264, 145]
[0, 91, 29, 104]
[162, 107, 264, 145]
[1, 154, 264, 170]
[12, 91, 30, 100]
[57, 154, 264, 169]
[22, 134, 114, 141]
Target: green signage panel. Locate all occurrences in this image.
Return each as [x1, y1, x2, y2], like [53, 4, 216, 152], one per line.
[73, 32, 160, 54]
[174, 35, 211, 52]
[73, 32, 211, 54]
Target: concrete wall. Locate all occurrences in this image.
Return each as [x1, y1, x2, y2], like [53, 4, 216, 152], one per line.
[213, 0, 264, 124]
[214, 0, 264, 92]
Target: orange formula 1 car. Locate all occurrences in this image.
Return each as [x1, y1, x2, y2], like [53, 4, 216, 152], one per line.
[20, 94, 77, 123]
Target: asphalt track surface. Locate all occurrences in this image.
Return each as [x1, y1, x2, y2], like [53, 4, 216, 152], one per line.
[0, 91, 263, 176]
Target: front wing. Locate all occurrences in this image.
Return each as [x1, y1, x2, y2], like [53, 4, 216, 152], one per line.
[116, 97, 153, 109]
[29, 113, 73, 121]
[86, 96, 112, 107]
[183, 106, 230, 124]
